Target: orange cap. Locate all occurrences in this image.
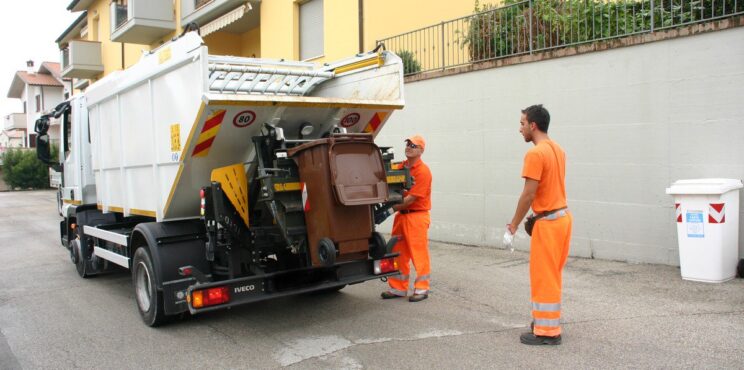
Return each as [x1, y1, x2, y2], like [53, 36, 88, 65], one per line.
[405, 135, 426, 150]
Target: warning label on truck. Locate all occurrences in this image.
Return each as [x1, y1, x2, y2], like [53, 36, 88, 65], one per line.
[170, 124, 181, 152]
[340, 113, 361, 128]
[233, 110, 256, 127]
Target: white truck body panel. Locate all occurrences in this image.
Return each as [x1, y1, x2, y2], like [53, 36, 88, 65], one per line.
[82, 32, 404, 221]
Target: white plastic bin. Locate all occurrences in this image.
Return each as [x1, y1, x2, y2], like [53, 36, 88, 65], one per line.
[666, 178, 743, 283]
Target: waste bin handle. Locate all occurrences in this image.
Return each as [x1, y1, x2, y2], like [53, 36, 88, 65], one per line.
[329, 133, 374, 143]
[333, 182, 389, 206]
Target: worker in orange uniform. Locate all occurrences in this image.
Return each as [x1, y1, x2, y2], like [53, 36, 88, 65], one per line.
[379, 135, 432, 302]
[506, 105, 572, 345]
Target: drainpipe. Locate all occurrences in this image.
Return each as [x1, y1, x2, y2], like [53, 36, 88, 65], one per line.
[121, 43, 125, 70]
[358, 0, 364, 53]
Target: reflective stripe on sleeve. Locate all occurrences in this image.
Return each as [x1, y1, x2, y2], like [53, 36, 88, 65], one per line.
[532, 302, 561, 312]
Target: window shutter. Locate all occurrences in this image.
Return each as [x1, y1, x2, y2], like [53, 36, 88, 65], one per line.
[299, 0, 323, 60]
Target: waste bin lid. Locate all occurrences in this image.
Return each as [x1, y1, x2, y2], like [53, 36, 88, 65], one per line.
[666, 178, 744, 195]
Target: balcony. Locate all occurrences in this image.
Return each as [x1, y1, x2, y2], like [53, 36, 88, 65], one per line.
[3, 113, 26, 130]
[110, 0, 176, 44]
[60, 40, 104, 80]
[181, 0, 252, 29]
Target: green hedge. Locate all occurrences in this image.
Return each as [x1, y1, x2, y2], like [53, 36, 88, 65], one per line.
[0, 148, 53, 190]
[397, 50, 422, 75]
[463, 0, 742, 60]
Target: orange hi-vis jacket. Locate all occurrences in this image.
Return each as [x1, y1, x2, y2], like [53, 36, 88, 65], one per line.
[387, 159, 432, 296]
[522, 140, 572, 337]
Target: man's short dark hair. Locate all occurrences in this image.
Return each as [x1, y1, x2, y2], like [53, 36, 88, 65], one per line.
[522, 104, 550, 133]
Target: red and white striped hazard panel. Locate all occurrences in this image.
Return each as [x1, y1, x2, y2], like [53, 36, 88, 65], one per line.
[675, 203, 682, 223]
[708, 203, 725, 223]
[301, 183, 310, 212]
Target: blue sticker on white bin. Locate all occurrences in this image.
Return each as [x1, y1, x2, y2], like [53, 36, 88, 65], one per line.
[686, 211, 704, 238]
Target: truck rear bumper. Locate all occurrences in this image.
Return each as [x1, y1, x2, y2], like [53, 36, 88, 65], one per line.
[162, 254, 398, 315]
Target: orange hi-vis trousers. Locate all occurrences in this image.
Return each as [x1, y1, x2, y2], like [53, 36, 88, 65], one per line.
[387, 211, 431, 296]
[530, 210, 572, 337]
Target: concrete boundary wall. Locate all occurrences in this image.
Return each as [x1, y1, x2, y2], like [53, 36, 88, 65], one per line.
[375, 26, 744, 266]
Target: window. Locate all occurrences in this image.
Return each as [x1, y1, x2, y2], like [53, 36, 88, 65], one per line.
[299, 0, 323, 61]
[23, 101, 26, 113]
[35, 95, 41, 112]
[64, 110, 73, 157]
[195, 0, 212, 9]
[111, 0, 129, 30]
[29, 133, 37, 148]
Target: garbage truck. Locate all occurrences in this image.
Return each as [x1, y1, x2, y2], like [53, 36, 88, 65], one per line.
[34, 31, 409, 326]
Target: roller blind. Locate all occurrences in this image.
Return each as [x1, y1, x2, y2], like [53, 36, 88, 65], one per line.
[299, 0, 323, 60]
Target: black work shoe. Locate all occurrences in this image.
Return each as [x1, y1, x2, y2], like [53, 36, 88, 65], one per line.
[380, 291, 404, 299]
[520, 332, 561, 345]
[408, 293, 428, 302]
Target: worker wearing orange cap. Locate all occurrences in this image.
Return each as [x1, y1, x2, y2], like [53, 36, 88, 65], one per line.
[380, 135, 432, 302]
[506, 104, 572, 345]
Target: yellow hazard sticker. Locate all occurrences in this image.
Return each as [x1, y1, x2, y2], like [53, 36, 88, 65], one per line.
[274, 182, 302, 192]
[159, 47, 172, 64]
[386, 175, 405, 184]
[170, 124, 181, 152]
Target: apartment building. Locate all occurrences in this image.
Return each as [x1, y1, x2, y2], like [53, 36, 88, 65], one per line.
[5, 61, 71, 148]
[56, 0, 498, 85]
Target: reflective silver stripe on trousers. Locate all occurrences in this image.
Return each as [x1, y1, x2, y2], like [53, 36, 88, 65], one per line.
[533, 318, 561, 327]
[388, 288, 407, 296]
[542, 209, 569, 221]
[532, 302, 561, 311]
[414, 289, 428, 295]
[389, 274, 409, 282]
[415, 274, 430, 282]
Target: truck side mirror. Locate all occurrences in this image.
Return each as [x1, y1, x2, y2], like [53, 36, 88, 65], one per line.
[36, 134, 62, 172]
[36, 134, 53, 165]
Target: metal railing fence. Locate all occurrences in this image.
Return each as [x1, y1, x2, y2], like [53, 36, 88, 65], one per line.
[378, 0, 743, 75]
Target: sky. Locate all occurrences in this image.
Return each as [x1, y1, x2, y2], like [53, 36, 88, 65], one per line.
[0, 1, 80, 117]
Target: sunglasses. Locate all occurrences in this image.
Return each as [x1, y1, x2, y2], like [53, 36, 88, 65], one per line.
[406, 142, 419, 149]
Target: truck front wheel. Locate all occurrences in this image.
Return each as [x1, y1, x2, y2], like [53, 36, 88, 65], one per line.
[132, 247, 168, 327]
[70, 239, 90, 278]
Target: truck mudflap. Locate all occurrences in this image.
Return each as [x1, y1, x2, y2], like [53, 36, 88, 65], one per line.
[162, 254, 399, 315]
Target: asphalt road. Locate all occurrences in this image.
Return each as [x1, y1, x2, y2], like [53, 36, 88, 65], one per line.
[1, 190, 743, 369]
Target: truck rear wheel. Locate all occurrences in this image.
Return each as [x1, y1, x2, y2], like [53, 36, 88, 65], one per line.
[132, 247, 168, 327]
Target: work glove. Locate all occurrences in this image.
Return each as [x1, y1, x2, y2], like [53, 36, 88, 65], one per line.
[502, 224, 515, 253]
[374, 203, 396, 224]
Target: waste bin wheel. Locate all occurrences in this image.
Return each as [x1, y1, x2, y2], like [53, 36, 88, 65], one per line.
[369, 232, 386, 259]
[318, 238, 337, 266]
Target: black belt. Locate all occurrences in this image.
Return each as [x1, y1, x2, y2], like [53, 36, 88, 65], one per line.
[400, 209, 427, 214]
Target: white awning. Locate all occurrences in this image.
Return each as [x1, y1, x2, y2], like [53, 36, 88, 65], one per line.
[200, 3, 253, 37]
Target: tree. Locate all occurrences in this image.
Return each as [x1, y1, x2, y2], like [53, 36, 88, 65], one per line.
[0, 149, 51, 190]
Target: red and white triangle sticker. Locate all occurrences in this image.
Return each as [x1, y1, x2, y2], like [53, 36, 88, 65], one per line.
[675, 203, 682, 223]
[708, 203, 725, 223]
[301, 182, 310, 212]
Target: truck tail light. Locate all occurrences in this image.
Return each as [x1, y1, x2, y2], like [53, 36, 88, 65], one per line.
[190, 286, 230, 308]
[374, 257, 397, 275]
